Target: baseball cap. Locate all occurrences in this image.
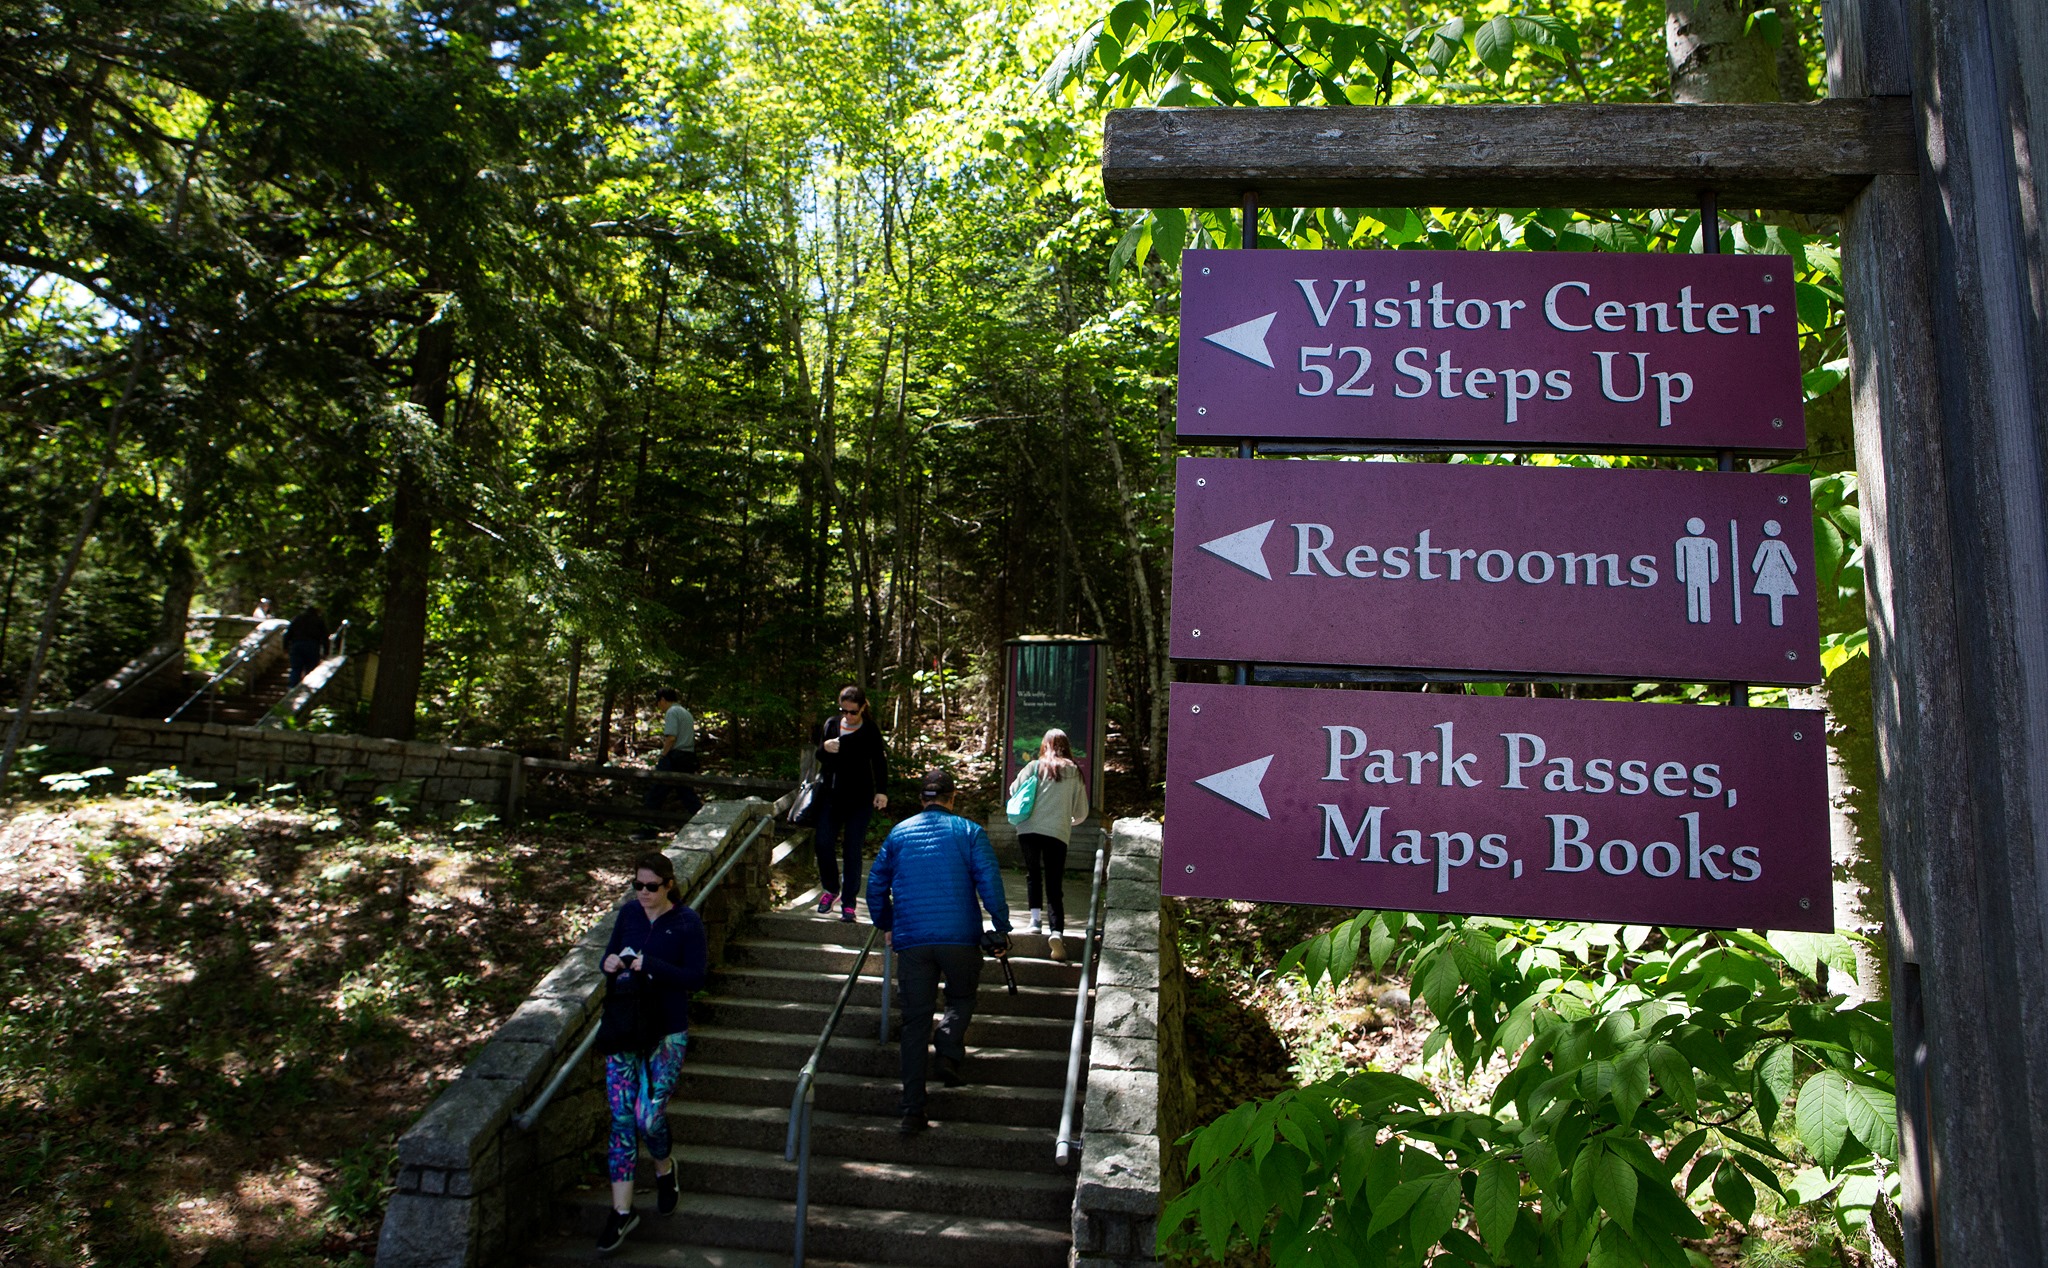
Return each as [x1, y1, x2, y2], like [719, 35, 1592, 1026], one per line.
[920, 768, 956, 801]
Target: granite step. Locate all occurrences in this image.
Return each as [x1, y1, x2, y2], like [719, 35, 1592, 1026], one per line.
[673, 1063, 1066, 1128]
[548, 1192, 1071, 1268]
[660, 1103, 1070, 1175]
[687, 1025, 1071, 1088]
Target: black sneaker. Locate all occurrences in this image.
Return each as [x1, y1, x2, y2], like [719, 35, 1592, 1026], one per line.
[596, 1207, 640, 1254]
[898, 1111, 928, 1135]
[936, 1054, 966, 1088]
[655, 1165, 678, 1215]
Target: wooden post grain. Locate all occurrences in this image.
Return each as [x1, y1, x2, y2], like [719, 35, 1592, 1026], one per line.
[1833, 0, 2048, 1260]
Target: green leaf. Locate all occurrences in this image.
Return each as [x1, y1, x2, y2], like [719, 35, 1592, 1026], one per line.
[1685, 1149, 1722, 1196]
[1649, 1043, 1698, 1115]
[1754, 1042, 1797, 1133]
[1473, 1157, 1519, 1248]
[1523, 1137, 1561, 1195]
[1107, 218, 1148, 283]
[1803, 358, 1849, 402]
[1794, 280, 1834, 331]
[1713, 1158, 1757, 1225]
[1151, 208, 1187, 266]
[1224, 1160, 1268, 1243]
[1366, 1174, 1433, 1238]
[1795, 1069, 1853, 1168]
[1589, 1221, 1638, 1268]
[1408, 1171, 1463, 1250]
[1107, 0, 1152, 45]
[1037, 20, 1102, 94]
[1473, 14, 1516, 74]
[1594, 1145, 1638, 1231]
[1421, 946, 1462, 1019]
[1367, 913, 1398, 970]
[1844, 1081, 1899, 1161]
[1821, 627, 1872, 678]
[1610, 1048, 1652, 1127]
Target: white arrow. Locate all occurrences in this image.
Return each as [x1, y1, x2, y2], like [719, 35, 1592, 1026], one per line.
[1198, 519, 1275, 580]
[1194, 754, 1274, 820]
[1203, 312, 1277, 368]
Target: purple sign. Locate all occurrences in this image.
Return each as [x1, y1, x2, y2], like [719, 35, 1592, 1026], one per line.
[1170, 457, 1821, 685]
[1163, 683, 1831, 931]
[1178, 248, 1806, 452]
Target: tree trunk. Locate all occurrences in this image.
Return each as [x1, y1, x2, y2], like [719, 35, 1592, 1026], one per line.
[563, 633, 584, 755]
[596, 675, 618, 763]
[1665, 0, 1781, 103]
[157, 535, 199, 652]
[365, 314, 453, 740]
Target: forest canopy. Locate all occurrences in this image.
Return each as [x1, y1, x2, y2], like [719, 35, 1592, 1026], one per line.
[2, 0, 1850, 789]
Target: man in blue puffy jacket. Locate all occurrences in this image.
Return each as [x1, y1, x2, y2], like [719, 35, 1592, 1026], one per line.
[866, 767, 1012, 1134]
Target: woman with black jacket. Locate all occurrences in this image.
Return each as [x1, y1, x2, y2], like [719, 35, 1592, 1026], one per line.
[812, 684, 889, 922]
[595, 852, 707, 1256]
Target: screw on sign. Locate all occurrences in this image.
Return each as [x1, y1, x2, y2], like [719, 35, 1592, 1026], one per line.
[1169, 457, 1822, 685]
[1163, 683, 1831, 933]
[1178, 248, 1805, 452]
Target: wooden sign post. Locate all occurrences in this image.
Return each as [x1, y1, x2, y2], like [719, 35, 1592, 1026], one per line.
[1106, 0, 2048, 1258]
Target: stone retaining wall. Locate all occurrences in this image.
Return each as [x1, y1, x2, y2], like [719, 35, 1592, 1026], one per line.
[6, 709, 518, 818]
[1072, 817, 1178, 1268]
[376, 800, 775, 1268]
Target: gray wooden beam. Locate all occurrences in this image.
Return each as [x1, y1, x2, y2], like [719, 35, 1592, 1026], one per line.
[1103, 100, 1916, 212]
[1834, 0, 2048, 1262]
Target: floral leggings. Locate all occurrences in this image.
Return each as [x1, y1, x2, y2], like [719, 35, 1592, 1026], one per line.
[604, 1032, 689, 1182]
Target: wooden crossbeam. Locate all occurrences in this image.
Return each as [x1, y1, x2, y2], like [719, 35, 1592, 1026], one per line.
[1103, 99, 1916, 212]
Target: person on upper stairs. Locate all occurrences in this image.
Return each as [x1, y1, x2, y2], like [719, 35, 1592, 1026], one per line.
[866, 767, 1011, 1135]
[284, 605, 328, 687]
[811, 684, 888, 923]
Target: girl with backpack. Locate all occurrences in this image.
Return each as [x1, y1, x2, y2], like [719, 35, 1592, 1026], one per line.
[1005, 728, 1091, 956]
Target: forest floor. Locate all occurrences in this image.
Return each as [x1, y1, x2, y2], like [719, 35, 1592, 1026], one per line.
[0, 784, 639, 1268]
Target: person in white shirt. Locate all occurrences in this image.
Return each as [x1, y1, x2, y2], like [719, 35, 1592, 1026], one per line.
[1006, 728, 1091, 957]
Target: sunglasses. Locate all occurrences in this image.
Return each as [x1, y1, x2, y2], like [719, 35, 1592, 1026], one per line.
[839, 705, 861, 713]
[631, 880, 668, 892]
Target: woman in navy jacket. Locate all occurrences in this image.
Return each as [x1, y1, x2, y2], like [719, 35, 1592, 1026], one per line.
[595, 852, 707, 1255]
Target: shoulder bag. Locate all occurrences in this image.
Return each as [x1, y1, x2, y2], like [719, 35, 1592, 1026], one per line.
[1005, 760, 1039, 825]
[595, 966, 666, 1057]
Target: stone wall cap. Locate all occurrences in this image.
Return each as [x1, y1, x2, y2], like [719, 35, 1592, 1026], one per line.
[397, 1076, 522, 1169]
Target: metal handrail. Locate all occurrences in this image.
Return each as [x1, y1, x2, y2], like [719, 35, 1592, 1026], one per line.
[513, 813, 772, 1133]
[784, 924, 886, 1268]
[1055, 844, 1112, 1167]
[165, 632, 273, 723]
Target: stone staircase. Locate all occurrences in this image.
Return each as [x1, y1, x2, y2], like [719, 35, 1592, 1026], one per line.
[525, 874, 1090, 1267]
[101, 662, 293, 726]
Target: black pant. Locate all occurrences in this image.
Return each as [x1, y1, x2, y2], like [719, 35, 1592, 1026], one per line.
[1018, 833, 1068, 931]
[643, 748, 701, 813]
[895, 942, 983, 1115]
[813, 801, 872, 901]
[287, 639, 323, 687]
